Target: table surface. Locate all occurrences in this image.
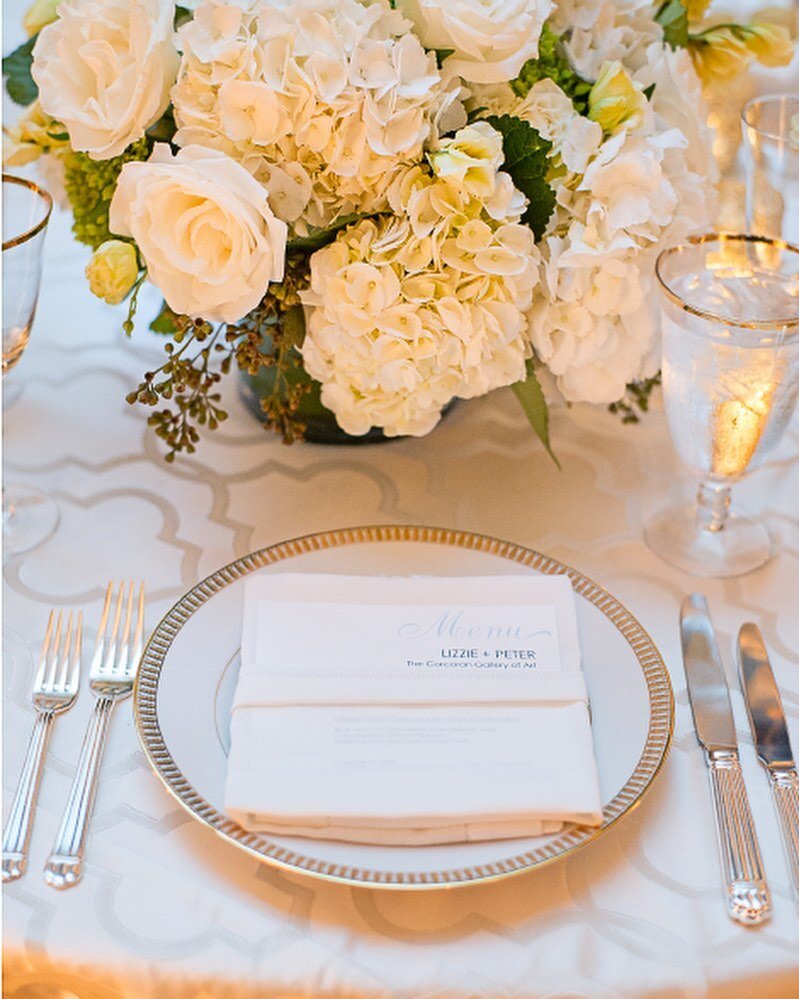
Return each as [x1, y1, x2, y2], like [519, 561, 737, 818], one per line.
[4, 7, 799, 999]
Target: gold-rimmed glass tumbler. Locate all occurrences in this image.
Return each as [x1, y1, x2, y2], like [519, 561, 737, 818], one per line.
[742, 94, 799, 245]
[2, 173, 58, 555]
[645, 233, 799, 578]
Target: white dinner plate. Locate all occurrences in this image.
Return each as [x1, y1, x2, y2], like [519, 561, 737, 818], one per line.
[135, 525, 673, 889]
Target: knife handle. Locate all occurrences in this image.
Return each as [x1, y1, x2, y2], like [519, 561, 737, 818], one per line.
[770, 769, 799, 903]
[706, 749, 771, 925]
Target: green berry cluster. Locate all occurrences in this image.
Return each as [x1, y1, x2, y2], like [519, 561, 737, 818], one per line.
[511, 26, 592, 114]
[63, 136, 151, 250]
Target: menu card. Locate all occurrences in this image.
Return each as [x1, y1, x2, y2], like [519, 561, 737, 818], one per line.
[224, 573, 603, 845]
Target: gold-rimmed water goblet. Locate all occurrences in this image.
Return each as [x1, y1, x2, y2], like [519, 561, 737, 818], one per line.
[645, 232, 799, 578]
[2, 172, 58, 555]
[742, 94, 799, 245]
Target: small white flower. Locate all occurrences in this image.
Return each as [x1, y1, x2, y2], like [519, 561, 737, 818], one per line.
[32, 0, 178, 160]
[110, 144, 287, 323]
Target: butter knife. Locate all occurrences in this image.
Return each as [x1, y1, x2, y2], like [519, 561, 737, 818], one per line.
[680, 595, 771, 925]
[738, 623, 799, 903]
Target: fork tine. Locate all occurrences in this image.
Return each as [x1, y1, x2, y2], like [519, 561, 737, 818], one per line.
[117, 582, 135, 675]
[67, 612, 82, 693]
[108, 582, 126, 672]
[45, 611, 64, 689]
[33, 611, 56, 691]
[55, 612, 73, 692]
[91, 582, 114, 675]
[127, 583, 145, 676]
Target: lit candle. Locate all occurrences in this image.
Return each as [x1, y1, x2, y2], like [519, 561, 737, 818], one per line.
[711, 381, 774, 478]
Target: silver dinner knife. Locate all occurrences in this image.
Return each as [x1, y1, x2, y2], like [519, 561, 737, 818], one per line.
[738, 623, 799, 904]
[680, 594, 771, 925]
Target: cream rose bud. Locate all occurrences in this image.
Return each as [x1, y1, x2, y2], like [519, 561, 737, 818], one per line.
[397, 0, 552, 84]
[32, 0, 178, 161]
[428, 122, 504, 197]
[109, 144, 288, 323]
[588, 62, 647, 134]
[86, 240, 139, 305]
[23, 0, 59, 36]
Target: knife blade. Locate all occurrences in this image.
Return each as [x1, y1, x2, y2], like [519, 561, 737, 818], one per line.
[680, 594, 770, 925]
[738, 623, 799, 903]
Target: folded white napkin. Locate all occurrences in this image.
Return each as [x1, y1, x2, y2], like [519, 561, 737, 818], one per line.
[224, 573, 603, 845]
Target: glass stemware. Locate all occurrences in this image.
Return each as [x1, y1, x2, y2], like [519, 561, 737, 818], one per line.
[742, 94, 799, 245]
[2, 173, 58, 555]
[645, 233, 799, 578]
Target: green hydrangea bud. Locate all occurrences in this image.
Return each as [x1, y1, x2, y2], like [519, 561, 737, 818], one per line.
[86, 240, 139, 305]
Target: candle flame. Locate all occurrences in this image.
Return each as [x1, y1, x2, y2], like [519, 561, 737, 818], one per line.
[711, 382, 774, 477]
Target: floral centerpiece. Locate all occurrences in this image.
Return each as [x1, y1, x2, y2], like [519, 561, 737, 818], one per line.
[4, 0, 794, 457]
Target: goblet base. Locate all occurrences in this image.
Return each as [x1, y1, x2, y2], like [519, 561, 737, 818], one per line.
[644, 500, 773, 578]
[3, 484, 59, 556]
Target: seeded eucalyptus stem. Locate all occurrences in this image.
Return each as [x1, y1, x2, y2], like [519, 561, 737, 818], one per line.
[126, 256, 312, 459]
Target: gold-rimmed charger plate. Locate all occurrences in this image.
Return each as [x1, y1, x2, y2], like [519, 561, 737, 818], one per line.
[134, 525, 673, 889]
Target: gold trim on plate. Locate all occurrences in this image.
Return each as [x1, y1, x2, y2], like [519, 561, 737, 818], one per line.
[134, 525, 674, 890]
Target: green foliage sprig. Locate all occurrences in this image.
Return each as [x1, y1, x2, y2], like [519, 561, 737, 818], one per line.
[3, 35, 38, 106]
[608, 372, 662, 423]
[511, 26, 592, 113]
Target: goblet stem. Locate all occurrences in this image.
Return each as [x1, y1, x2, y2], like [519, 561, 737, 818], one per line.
[695, 481, 732, 533]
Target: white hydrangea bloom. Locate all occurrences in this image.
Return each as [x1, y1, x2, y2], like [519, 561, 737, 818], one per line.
[172, 0, 459, 235]
[301, 126, 538, 437]
[467, 41, 716, 406]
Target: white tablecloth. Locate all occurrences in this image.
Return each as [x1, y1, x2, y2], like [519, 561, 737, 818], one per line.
[4, 6, 799, 999]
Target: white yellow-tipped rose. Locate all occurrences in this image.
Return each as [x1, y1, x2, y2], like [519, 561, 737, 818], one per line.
[428, 122, 504, 197]
[2, 101, 68, 167]
[86, 241, 139, 306]
[690, 27, 752, 83]
[743, 22, 794, 68]
[684, 0, 712, 20]
[23, 0, 59, 36]
[588, 62, 647, 134]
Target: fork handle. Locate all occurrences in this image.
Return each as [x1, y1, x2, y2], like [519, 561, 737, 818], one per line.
[44, 697, 114, 889]
[2, 711, 54, 882]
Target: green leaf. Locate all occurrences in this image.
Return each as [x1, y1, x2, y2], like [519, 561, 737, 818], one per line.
[655, 0, 689, 49]
[287, 213, 364, 254]
[146, 108, 177, 144]
[484, 114, 555, 242]
[175, 5, 192, 27]
[511, 360, 559, 466]
[643, 83, 656, 101]
[150, 301, 181, 334]
[433, 48, 455, 69]
[3, 36, 38, 106]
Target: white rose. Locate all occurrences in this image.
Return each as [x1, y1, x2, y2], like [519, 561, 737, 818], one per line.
[32, 0, 178, 161]
[397, 0, 553, 84]
[109, 144, 287, 323]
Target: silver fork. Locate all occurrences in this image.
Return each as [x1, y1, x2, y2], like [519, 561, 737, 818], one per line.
[44, 582, 145, 889]
[2, 611, 82, 883]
